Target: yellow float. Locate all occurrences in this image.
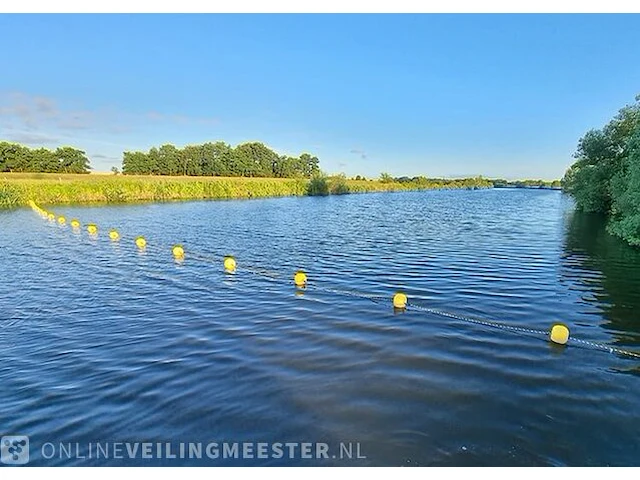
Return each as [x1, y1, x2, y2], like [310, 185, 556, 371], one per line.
[224, 256, 237, 272]
[294, 271, 307, 287]
[550, 323, 570, 345]
[173, 245, 185, 258]
[393, 292, 408, 309]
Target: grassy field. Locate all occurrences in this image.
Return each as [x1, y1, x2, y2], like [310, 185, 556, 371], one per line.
[0, 173, 433, 208]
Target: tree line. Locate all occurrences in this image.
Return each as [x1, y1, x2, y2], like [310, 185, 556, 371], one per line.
[379, 173, 494, 189]
[491, 178, 561, 189]
[122, 142, 320, 178]
[0, 142, 90, 173]
[1, 138, 568, 197]
[563, 94, 640, 246]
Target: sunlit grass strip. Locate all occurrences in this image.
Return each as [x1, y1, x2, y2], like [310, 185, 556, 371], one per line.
[0, 174, 308, 207]
[0, 173, 491, 208]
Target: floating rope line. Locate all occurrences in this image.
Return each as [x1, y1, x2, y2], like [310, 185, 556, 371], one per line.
[320, 288, 640, 359]
[407, 301, 640, 359]
[407, 302, 549, 337]
[306, 283, 389, 304]
[186, 251, 281, 279]
[569, 337, 640, 359]
[27, 200, 640, 360]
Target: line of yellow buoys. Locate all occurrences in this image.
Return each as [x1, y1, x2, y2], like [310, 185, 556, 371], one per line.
[27, 200, 638, 356]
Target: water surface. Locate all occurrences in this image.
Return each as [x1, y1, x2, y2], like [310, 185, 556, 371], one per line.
[1, 189, 638, 466]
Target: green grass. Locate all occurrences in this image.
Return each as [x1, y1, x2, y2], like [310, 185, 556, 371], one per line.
[0, 172, 490, 208]
[0, 173, 309, 207]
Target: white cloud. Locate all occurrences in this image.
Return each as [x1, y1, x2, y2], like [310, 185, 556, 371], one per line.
[0, 91, 99, 132]
[0, 91, 220, 141]
[2, 131, 59, 145]
[349, 148, 367, 159]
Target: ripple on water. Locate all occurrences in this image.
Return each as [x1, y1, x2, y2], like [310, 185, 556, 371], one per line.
[1, 190, 639, 466]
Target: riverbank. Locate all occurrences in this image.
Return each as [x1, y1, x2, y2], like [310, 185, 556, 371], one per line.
[0, 173, 492, 208]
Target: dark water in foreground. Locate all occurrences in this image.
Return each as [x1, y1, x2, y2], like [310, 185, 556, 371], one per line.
[1, 189, 639, 466]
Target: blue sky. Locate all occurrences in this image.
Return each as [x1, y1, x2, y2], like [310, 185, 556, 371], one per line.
[1, 14, 639, 179]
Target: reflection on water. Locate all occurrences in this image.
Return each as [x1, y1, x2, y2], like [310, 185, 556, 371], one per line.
[1, 190, 639, 466]
[562, 209, 640, 348]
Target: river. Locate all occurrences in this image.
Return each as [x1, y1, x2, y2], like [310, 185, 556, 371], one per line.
[0, 189, 638, 466]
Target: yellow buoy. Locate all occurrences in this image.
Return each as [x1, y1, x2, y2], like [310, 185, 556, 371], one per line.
[57, 216, 66, 225]
[224, 256, 237, 272]
[109, 229, 120, 241]
[135, 236, 147, 249]
[173, 245, 185, 258]
[550, 323, 570, 345]
[47, 213, 55, 221]
[294, 270, 307, 287]
[87, 224, 98, 235]
[393, 292, 408, 309]
[70, 219, 81, 229]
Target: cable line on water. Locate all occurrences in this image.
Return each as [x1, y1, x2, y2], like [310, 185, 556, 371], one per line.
[27, 200, 640, 361]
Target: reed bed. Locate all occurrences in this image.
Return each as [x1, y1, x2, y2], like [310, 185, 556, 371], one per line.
[0, 173, 487, 208]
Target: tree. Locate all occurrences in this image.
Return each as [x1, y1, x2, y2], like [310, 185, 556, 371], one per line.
[307, 173, 329, 196]
[380, 172, 394, 183]
[181, 145, 202, 176]
[608, 126, 640, 245]
[1, 142, 30, 172]
[119, 140, 322, 179]
[564, 94, 640, 246]
[199, 141, 233, 176]
[232, 142, 278, 177]
[0, 142, 90, 173]
[157, 144, 180, 175]
[272, 155, 297, 178]
[122, 151, 150, 175]
[55, 146, 90, 174]
[564, 96, 640, 213]
[34, 148, 59, 172]
[298, 153, 320, 177]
